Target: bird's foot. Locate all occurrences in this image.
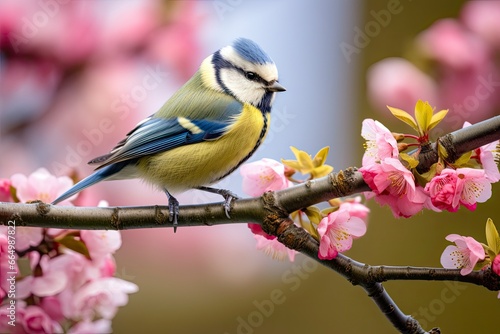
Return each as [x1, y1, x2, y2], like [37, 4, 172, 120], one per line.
[164, 189, 180, 233]
[197, 186, 239, 219]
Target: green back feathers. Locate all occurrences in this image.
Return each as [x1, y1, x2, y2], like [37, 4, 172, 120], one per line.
[155, 71, 242, 121]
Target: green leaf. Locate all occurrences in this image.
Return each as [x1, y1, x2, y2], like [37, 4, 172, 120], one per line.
[321, 207, 339, 216]
[413, 162, 438, 187]
[485, 218, 500, 255]
[387, 106, 418, 131]
[9, 185, 20, 203]
[428, 109, 449, 131]
[414, 100, 433, 135]
[437, 141, 448, 160]
[303, 206, 323, 225]
[453, 151, 472, 167]
[399, 153, 419, 169]
[56, 235, 91, 259]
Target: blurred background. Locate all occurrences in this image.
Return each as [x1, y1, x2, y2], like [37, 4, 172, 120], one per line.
[1, 0, 499, 333]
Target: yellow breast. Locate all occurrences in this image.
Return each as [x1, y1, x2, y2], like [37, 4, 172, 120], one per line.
[136, 104, 270, 192]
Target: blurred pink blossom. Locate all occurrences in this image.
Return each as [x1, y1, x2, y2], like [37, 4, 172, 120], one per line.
[11, 226, 44, 253]
[68, 319, 112, 334]
[462, 1, 500, 49]
[20, 305, 64, 334]
[368, 4, 500, 125]
[40, 296, 64, 323]
[367, 57, 438, 113]
[416, 19, 490, 70]
[254, 234, 296, 262]
[0, 179, 12, 202]
[247, 223, 274, 240]
[63, 277, 138, 321]
[317, 208, 367, 260]
[21, 255, 69, 297]
[11, 167, 76, 205]
[440, 234, 485, 275]
[145, 1, 204, 80]
[80, 230, 122, 263]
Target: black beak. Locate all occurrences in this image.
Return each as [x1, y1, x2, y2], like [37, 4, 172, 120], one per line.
[267, 81, 286, 92]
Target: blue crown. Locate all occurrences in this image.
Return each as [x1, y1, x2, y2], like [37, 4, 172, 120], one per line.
[232, 38, 273, 65]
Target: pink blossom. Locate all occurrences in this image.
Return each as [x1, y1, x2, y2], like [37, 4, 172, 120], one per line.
[374, 186, 428, 218]
[361, 119, 399, 166]
[361, 158, 415, 196]
[240, 158, 292, 197]
[478, 141, 500, 183]
[317, 208, 367, 260]
[80, 230, 122, 262]
[11, 167, 76, 205]
[456, 168, 492, 207]
[339, 196, 370, 222]
[367, 57, 437, 115]
[440, 234, 485, 275]
[424, 169, 459, 212]
[248, 223, 274, 240]
[68, 319, 112, 334]
[360, 158, 426, 217]
[0, 178, 11, 201]
[254, 235, 296, 262]
[424, 168, 491, 212]
[64, 277, 138, 320]
[463, 121, 500, 182]
[20, 305, 63, 334]
[492, 254, 500, 277]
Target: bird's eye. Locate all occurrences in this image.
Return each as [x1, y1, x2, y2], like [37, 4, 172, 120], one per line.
[245, 71, 256, 80]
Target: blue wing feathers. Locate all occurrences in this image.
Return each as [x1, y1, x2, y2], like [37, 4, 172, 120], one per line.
[92, 117, 232, 169]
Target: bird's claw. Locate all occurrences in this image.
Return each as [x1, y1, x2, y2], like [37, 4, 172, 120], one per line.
[164, 189, 180, 233]
[218, 189, 239, 219]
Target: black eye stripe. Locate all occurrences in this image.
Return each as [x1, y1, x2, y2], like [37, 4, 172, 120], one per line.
[238, 68, 268, 85]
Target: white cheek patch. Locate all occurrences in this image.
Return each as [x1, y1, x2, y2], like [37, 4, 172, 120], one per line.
[220, 68, 264, 106]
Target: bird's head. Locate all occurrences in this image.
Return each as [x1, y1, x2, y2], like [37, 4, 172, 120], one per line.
[200, 38, 286, 113]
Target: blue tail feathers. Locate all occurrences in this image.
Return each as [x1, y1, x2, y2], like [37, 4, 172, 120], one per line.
[51, 162, 129, 205]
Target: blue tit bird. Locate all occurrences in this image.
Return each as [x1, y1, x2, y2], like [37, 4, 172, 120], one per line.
[52, 38, 286, 230]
